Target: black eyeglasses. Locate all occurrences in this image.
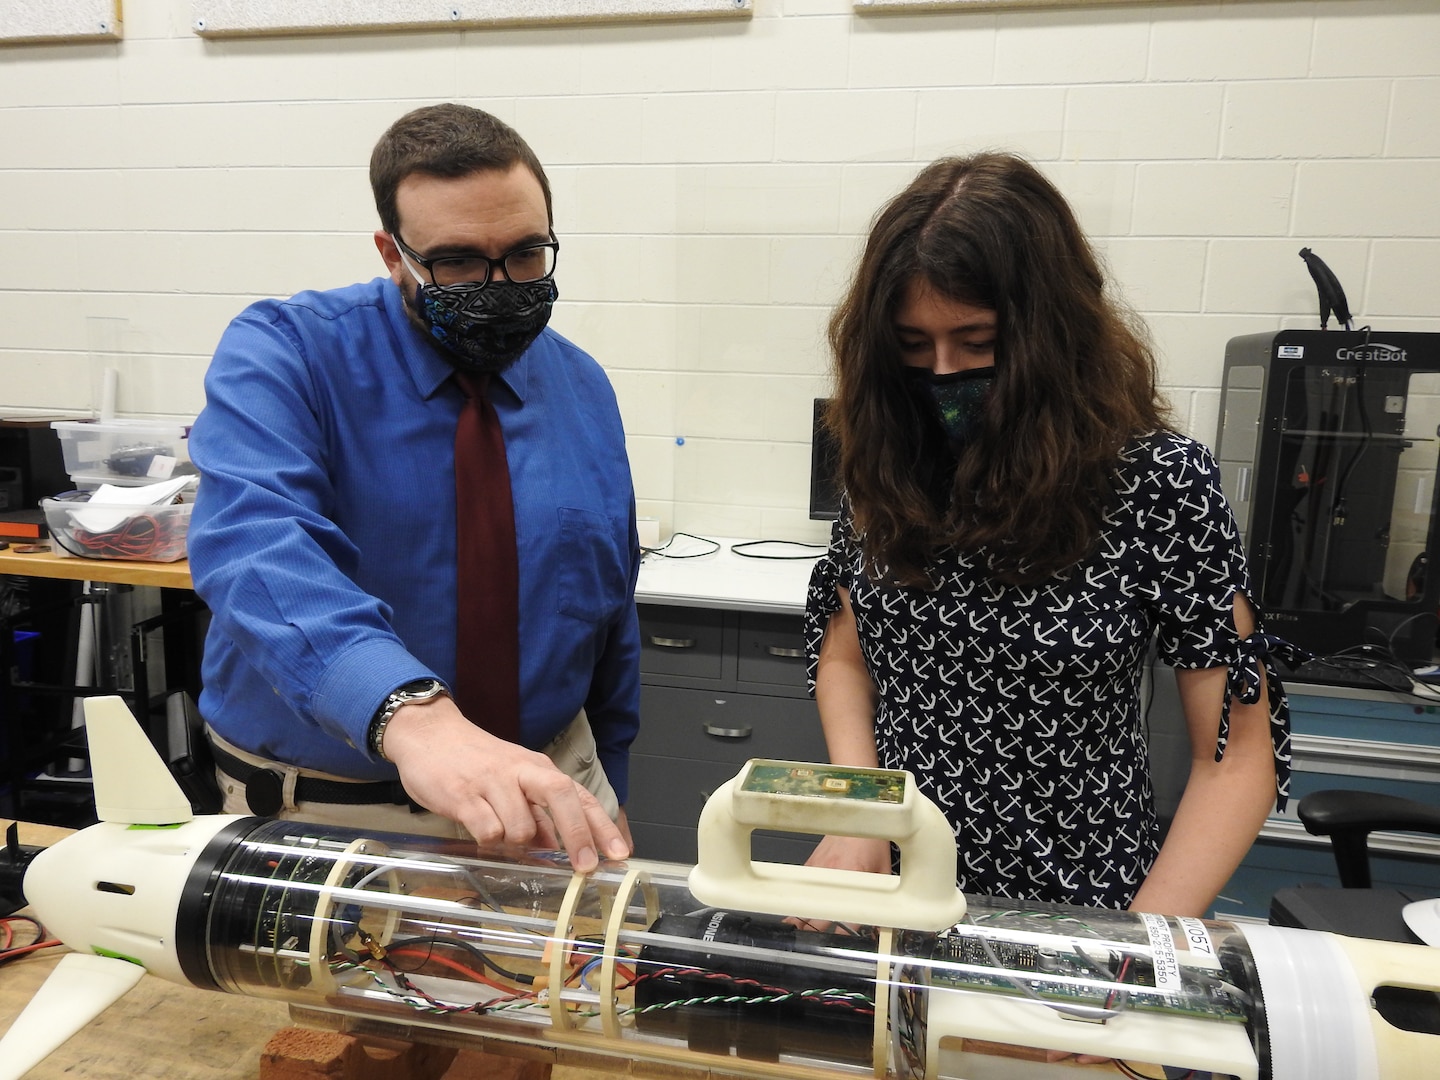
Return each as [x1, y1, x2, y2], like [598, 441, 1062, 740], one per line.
[393, 230, 559, 288]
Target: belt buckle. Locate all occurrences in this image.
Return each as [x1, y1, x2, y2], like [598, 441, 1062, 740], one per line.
[245, 768, 284, 816]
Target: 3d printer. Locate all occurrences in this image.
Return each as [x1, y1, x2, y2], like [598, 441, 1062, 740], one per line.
[1216, 329, 1440, 675]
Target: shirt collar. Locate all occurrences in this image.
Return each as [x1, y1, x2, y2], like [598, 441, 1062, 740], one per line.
[383, 277, 531, 405]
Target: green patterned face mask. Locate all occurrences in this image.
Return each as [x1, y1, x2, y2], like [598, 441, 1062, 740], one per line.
[905, 365, 995, 451]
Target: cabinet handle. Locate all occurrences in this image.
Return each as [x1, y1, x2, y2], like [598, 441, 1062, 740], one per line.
[764, 644, 804, 659]
[649, 635, 696, 649]
[704, 722, 752, 740]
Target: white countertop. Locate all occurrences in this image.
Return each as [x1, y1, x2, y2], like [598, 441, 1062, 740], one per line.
[634, 535, 825, 615]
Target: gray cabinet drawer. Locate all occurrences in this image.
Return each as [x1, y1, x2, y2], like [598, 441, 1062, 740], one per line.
[634, 685, 823, 766]
[632, 602, 827, 845]
[629, 789, 819, 868]
[637, 604, 725, 681]
[1288, 768, 1440, 809]
[630, 819, 699, 864]
[737, 611, 808, 690]
[752, 830, 821, 866]
[628, 753, 736, 830]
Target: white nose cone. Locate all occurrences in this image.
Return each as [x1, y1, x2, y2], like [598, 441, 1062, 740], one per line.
[23, 815, 241, 984]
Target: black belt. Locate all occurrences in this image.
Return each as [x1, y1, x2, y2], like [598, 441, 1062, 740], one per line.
[209, 740, 416, 816]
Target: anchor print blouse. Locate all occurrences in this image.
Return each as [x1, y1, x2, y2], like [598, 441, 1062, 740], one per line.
[804, 431, 1292, 909]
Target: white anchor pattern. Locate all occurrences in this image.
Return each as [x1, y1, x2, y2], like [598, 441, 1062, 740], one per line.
[804, 431, 1293, 909]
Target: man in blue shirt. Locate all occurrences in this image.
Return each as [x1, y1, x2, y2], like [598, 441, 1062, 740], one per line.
[188, 104, 638, 872]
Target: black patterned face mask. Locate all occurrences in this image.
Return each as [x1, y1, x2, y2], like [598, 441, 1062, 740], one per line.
[905, 365, 995, 452]
[394, 234, 558, 376]
[407, 276, 557, 375]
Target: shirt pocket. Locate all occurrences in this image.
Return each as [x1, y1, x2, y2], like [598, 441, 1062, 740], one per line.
[555, 506, 628, 623]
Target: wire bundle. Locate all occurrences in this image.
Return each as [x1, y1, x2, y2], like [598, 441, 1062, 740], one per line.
[52, 507, 190, 562]
[332, 926, 632, 1020]
[0, 915, 60, 966]
[621, 965, 873, 1020]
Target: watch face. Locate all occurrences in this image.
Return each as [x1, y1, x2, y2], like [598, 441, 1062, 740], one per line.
[400, 679, 442, 702]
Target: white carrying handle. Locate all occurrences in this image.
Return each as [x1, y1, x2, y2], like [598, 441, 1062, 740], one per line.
[687, 759, 967, 932]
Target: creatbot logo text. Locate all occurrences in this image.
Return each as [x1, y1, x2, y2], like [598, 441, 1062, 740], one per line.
[1335, 343, 1407, 363]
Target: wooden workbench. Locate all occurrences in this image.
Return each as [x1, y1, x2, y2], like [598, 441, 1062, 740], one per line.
[0, 545, 192, 590]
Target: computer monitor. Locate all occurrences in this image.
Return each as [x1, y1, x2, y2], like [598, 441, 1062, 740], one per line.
[809, 398, 842, 521]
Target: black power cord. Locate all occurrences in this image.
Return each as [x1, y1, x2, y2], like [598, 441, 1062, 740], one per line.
[730, 540, 827, 560]
[641, 532, 721, 559]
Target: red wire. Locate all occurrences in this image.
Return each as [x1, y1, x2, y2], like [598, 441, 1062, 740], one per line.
[0, 938, 62, 961]
[61, 508, 187, 560]
[73, 513, 177, 558]
[385, 947, 521, 996]
[0, 917, 61, 964]
[1105, 954, 1134, 1008]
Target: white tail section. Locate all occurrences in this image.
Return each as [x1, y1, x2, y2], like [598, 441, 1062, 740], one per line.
[84, 695, 193, 825]
[0, 953, 146, 1080]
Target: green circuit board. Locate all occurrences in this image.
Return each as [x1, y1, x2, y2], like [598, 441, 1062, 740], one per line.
[742, 762, 907, 803]
[925, 930, 1249, 1024]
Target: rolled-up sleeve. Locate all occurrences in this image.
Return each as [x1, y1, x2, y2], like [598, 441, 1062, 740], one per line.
[1149, 442, 1304, 812]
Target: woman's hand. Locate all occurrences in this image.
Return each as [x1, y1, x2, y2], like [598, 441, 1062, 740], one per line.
[805, 833, 892, 875]
[785, 835, 893, 935]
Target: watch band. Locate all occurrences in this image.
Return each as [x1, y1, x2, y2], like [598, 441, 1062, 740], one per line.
[368, 678, 448, 761]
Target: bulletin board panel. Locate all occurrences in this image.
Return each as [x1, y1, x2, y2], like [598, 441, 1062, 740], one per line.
[191, 0, 752, 38]
[0, 0, 121, 45]
[856, 0, 1211, 9]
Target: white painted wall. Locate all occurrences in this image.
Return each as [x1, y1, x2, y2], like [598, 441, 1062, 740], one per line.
[1, 0, 1437, 543]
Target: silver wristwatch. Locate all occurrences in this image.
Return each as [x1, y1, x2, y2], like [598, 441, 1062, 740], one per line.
[368, 678, 448, 761]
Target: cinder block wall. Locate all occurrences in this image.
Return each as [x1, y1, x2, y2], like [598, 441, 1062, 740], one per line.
[2, 0, 1436, 542]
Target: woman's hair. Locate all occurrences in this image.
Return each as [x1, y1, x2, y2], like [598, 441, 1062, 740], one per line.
[828, 152, 1170, 586]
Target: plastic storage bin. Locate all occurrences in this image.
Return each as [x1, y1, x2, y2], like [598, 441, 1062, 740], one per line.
[50, 419, 195, 485]
[68, 471, 186, 492]
[42, 497, 193, 562]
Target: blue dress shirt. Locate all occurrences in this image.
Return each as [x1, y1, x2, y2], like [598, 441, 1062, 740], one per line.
[188, 277, 641, 800]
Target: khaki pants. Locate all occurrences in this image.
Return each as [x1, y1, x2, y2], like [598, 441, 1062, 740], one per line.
[211, 709, 619, 837]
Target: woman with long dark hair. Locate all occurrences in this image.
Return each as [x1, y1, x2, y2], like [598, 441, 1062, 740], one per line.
[805, 153, 1295, 916]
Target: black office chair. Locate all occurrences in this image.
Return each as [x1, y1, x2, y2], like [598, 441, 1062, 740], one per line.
[1269, 788, 1440, 943]
[1270, 789, 1440, 1037]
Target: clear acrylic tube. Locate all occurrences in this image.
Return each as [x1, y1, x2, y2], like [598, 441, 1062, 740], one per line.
[180, 818, 1291, 1079]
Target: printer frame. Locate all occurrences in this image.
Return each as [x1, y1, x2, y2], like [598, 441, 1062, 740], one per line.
[1217, 330, 1440, 667]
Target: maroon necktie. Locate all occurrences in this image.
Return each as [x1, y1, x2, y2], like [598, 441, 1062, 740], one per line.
[453, 372, 520, 742]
